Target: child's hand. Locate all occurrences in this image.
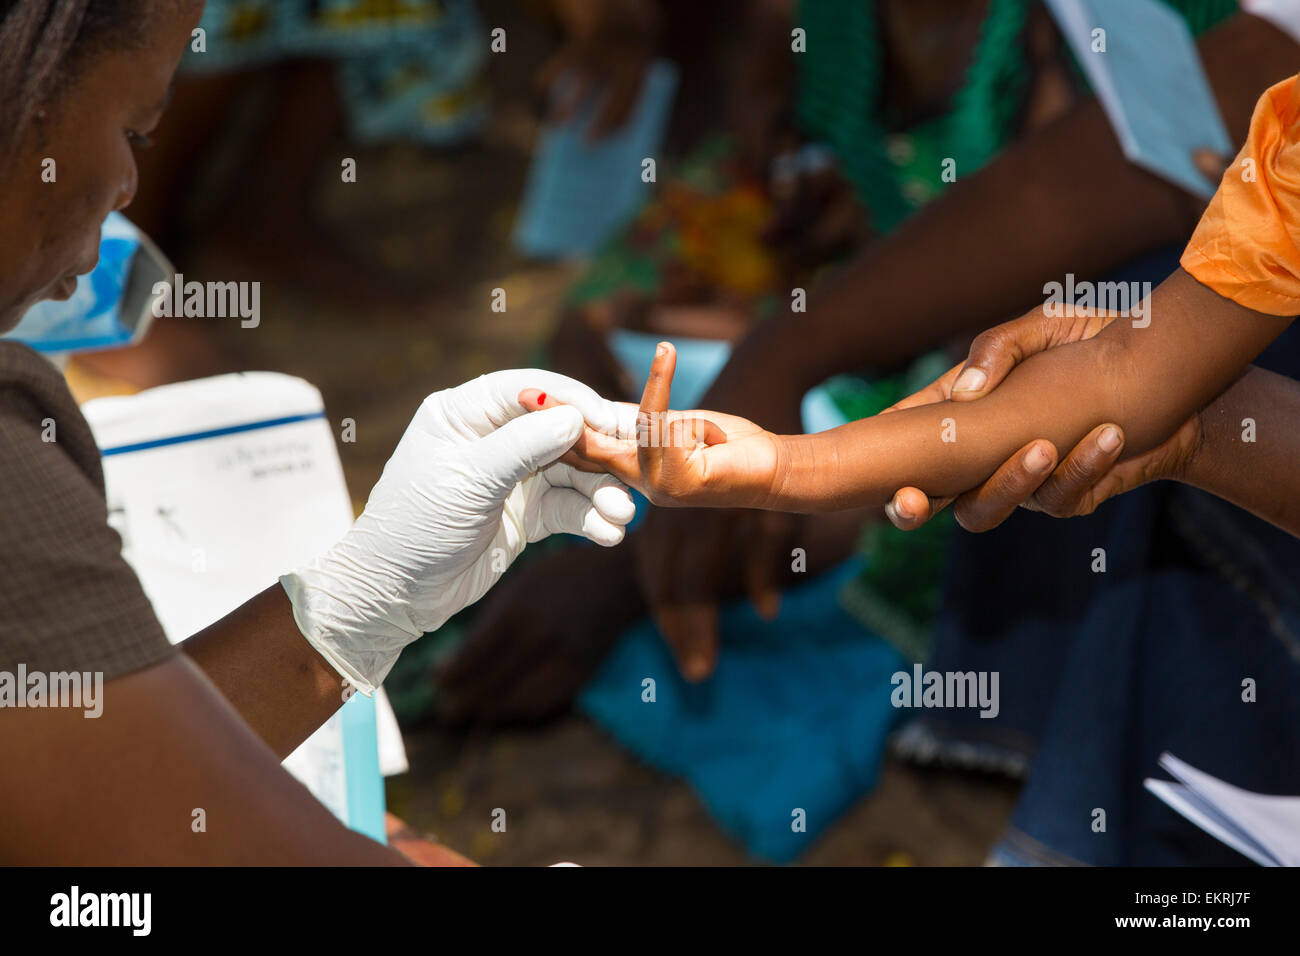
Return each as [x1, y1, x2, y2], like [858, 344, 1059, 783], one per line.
[518, 342, 789, 509]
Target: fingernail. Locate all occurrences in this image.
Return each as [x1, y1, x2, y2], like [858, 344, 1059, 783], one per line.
[952, 367, 987, 393]
[655, 342, 669, 357]
[536, 391, 547, 406]
[892, 496, 912, 520]
[1098, 426, 1121, 452]
[1025, 444, 1053, 473]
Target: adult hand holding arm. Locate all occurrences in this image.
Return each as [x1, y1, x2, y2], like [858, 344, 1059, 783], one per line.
[554, 272, 1291, 519]
[617, 11, 1300, 682]
[884, 310, 1300, 538]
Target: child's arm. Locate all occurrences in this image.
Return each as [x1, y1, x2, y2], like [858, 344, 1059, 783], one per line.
[542, 270, 1291, 514]
[888, 363, 1300, 539]
[773, 269, 1291, 512]
[886, 312, 1300, 538]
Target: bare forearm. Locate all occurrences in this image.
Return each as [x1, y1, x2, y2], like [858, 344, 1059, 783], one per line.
[776, 340, 1113, 510]
[712, 13, 1300, 401]
[773, 271, 1292, 511]
[2, 657, 409, 865]
[1185, 365, 1300, 536]
[181, 585, 344, 760]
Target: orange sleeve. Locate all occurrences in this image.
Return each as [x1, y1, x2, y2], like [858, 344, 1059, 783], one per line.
[1181, 73, 1300, 316]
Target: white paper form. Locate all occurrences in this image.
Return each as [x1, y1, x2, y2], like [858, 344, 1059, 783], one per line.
[1144, 752, 1300, 866]
[83, 372, 404, 839]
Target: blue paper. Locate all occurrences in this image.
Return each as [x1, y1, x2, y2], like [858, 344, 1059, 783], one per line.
[514, 61, 678, 258]
[1046, 0, 1232, 199]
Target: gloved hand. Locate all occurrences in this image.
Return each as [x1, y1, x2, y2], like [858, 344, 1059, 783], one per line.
[280, 369, 635, 694]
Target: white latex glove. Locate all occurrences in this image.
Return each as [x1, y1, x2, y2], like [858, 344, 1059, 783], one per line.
[280, 370, 635, 694]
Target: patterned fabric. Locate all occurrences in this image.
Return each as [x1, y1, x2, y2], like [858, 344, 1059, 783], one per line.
[183, 0, 488, 146]
[0, 343, 174, 680]
[564, 137, 782, 312]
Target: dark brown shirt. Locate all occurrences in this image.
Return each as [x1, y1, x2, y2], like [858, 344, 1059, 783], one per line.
[0, 341, 174, 679]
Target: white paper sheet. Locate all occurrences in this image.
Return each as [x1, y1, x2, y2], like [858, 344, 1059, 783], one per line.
[83, 372, 408, 836]
[1144, 752, 1300, 866]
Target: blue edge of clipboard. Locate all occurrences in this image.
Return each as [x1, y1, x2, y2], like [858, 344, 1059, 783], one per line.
[100, 409, 388, 845]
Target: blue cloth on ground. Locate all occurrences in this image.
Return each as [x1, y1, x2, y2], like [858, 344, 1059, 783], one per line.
[578, 558, 904, 863]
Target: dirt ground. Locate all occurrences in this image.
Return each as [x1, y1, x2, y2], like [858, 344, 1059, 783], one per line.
[384, 718, 1019, 866]
[72, 0, 1022, 866]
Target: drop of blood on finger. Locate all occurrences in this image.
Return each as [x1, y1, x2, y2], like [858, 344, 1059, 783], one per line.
[537, 392, 547, 406]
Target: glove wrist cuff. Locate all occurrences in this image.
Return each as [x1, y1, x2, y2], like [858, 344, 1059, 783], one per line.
[279, 568, 409, 695]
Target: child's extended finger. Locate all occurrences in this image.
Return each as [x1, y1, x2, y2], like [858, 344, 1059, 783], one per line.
[637, 342, 677, 482]
[639, 341, 677, 419]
